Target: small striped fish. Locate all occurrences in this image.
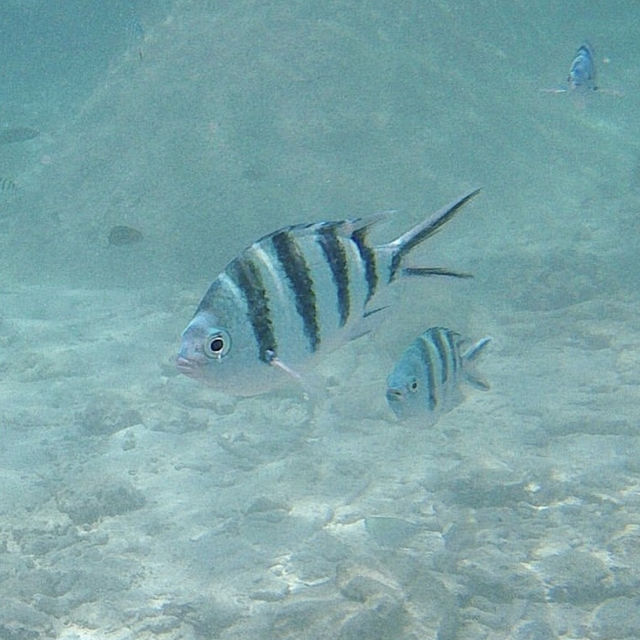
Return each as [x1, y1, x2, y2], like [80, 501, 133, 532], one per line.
[386, 327, 490, 422]
[0, 177, 16, 192]
[542, 42, 620, 96]
[177, 190, 479, 396]
[541, 42, 597, 95]
[567, 42, 597, 92]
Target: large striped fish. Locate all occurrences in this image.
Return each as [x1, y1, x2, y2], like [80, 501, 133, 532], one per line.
[386, 326, 491, 422]
[177, 190, 479, 396]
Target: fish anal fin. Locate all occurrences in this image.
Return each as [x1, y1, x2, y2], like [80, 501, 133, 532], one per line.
[362, 305, 389, 319]
[465, 374, 490, 391]
[402, 266, 473, 279]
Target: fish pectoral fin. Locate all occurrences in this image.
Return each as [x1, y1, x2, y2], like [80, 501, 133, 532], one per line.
[266, 351, 303, 382]
[266, 351, 327, 402]
[402, 266, 473, 279]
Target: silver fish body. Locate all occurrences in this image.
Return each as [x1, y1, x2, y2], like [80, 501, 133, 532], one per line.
[177, 190, 479, 396]
[386, 326, 490, 422]
[567, 42, 597, 91]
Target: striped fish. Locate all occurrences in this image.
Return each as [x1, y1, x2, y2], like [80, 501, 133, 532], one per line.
[542, 42, 612, 95]
[177, 190, 479, 396]
[0, 177, 16, 192]
[567, 42, 597, 92]
[386, 327, 490, 422]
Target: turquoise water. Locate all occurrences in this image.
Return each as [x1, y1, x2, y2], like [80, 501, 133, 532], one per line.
[1, 1, 639, 638]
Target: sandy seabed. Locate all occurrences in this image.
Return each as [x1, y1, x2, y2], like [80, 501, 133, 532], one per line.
[1, 282, 639, 640]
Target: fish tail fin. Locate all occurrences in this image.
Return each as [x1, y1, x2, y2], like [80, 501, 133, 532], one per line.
[385, 188, 480, 282]
[461, 336, 492, 391]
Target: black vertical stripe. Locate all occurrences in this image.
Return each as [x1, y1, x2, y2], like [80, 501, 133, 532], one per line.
[351, 228, 377, 304]
[317, 226, 350, 327]
[444, 329, 458, 380]
[226, 255, 277, 363]
[271, 230, 320, 352]
[431, 328, 450, 384]
[418, 335, 437, 411]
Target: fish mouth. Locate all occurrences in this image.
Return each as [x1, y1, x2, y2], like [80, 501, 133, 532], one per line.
[176, 356, 201, 378]
[385, 388, 404, 418]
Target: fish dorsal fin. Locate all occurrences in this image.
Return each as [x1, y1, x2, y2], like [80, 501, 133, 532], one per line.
[334, 211, 395, 236]
[256, 211, 395, 243]
[461, 336, 491, 362]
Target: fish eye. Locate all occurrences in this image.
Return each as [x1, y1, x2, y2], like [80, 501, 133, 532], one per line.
[204, 330, 230, 359]
[407, 378, 419, 393]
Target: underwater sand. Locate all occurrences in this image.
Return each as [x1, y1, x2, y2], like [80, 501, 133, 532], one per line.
[2, 284, 640, 639]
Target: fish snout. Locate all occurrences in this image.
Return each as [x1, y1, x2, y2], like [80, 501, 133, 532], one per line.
[386, 387, 404, 403]
[385, 387, 408, 420]
[176, 355, 201, 377]
[385, 386, 407, 419]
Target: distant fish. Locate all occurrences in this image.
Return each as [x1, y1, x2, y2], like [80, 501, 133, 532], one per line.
[0, 127, 40, 145]
[108, 225, 143, 246]
[386, 326, 491, 422]
[177, 190, 480, 396]
[126, 16, 145, 61]
[567, 42, 597, 92]
[542, 42, 621, 96]
[0, 177, 16, 192]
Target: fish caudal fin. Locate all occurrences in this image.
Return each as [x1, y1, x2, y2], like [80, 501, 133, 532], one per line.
[461, 336, 492, 390]
[386, 188, 481, 281]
